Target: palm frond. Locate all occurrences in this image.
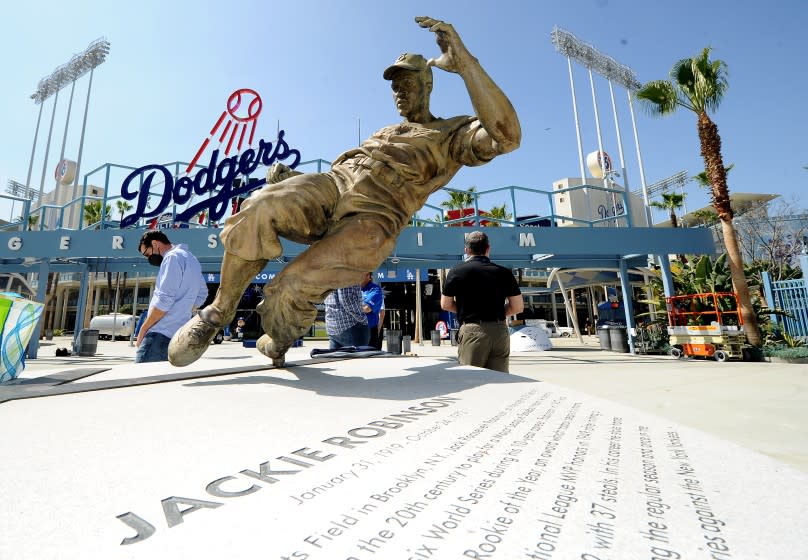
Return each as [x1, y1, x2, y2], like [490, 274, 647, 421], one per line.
[693, 163, 733, 190]
[635, 80, 679, 115]
[691, 47, 728, 113]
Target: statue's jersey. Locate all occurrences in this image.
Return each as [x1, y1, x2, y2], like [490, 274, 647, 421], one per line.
[221, 115, 491, 261]
[329, 115, 491, 228]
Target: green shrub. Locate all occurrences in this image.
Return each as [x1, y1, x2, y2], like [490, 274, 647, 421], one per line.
[781, 332, 805, 348]
[765, 346, 808, 360]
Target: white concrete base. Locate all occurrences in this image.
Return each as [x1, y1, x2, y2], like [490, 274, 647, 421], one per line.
[1, 356, 806, 559]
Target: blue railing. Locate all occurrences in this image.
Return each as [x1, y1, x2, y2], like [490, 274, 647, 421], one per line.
[762, 261, 808, 338]
[3, 159, 639, 232]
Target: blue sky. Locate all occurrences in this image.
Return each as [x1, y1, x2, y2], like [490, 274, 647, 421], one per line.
[1, 0, 806, 225]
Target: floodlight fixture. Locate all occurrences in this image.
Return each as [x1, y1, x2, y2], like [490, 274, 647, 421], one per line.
[30, 38, 110, 104]
[6, 179, 40, 201]
[551, 27, 641, 91]
[640, 170, 689, 198]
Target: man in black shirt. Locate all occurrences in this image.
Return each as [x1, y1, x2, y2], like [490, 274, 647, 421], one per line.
[440, 231, 524, 372]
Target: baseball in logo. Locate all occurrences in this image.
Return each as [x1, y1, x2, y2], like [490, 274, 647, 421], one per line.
[187, 89, 264, 173]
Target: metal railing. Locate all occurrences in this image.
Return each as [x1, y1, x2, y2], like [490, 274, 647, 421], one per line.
[764, 272, 808, 338]
[4, 158, 643, 233]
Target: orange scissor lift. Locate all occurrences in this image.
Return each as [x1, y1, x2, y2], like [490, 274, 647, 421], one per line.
[666, 292, 745, 362]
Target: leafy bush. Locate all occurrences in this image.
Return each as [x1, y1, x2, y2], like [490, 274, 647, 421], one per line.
[633, 319, 670, 351]
[763, 346, 808, 359]
[781, 332, 805, 348]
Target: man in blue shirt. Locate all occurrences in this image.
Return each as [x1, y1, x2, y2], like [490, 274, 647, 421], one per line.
[361, 272, 384, 350]
[135, 231, 208, 363]
[324, 285, 369, 349]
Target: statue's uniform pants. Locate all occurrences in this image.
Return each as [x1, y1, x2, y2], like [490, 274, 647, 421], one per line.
[217, 170, 402, 348]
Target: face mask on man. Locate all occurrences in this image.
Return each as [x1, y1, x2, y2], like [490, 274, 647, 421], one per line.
[142, 243, 163, 267]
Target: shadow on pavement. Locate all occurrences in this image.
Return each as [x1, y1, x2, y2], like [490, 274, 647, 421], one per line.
[185, 359, 539, 401]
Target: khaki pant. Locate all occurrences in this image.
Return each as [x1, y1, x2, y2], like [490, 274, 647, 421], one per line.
[457, 322, 511, 373]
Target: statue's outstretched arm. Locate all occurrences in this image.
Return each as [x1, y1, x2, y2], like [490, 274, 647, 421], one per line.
[416, 16, 521, 157]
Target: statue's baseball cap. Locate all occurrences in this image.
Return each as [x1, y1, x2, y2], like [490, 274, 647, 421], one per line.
[383, 53, 432, 80]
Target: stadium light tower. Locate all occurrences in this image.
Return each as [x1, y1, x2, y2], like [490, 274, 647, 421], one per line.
[26, 38, 110, 226]
[5, 179, 40, 223]
[641, 169, 689, 198]
[551, 27, 652, 226]
[641, 170, 691, 222]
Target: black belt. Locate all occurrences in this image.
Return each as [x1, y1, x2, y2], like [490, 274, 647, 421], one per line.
[463, 320, 505, 325]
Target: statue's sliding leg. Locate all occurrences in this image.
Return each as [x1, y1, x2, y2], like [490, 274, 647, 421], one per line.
[169, 173, 339, 366]
[169, 253, 266, 366]
[255, 218, 396, 366]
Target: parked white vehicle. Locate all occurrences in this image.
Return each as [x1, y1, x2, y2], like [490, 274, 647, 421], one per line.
[89, 313, 136, 340]
[556, 324, 575, 337]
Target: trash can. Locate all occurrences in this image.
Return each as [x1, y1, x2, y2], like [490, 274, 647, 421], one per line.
[76, 329, 99, 357]
[450, 328, 459, 346]
[402, 335, 411, 354]
[608, 325, 629, 353]
[430, 330, 441, 346]
[596, 326, 611, 350]
[387, 330, 402, 354]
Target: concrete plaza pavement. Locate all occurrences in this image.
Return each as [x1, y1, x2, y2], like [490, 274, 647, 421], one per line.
[13, 333, 808, 475]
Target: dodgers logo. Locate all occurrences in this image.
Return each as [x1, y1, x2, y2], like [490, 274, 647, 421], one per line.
[119, 89, 301, 228]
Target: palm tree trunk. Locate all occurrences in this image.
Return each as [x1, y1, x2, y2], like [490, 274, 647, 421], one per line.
[720, 218, 761, 345]
[114, 272, 122, 314]
[697, 112, 761, 346]
[107, 272, 113, 314]
[698, 113, 733, 219]
[83, 272, 96, 329]
[40, 273, 57, 337]
[45, 273, 60, 331]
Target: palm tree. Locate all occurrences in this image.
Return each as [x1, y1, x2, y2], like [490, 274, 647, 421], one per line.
[83, 200, 114, 313]
[83, 200, 111, 229]
[112, 200, 134, 320]
[440, 186, 477, 211]
[650, 192, 686, 228]
[693, 164, 734, 190]
[441, 187, 477, 220]
[116, 199, 133, 225]
[114, 202, 133, 318]
[440, 187, 478, 226]
[485, 203, 512, 227]
[636, 47, 761, 346]
[691, 208, 718, 227]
